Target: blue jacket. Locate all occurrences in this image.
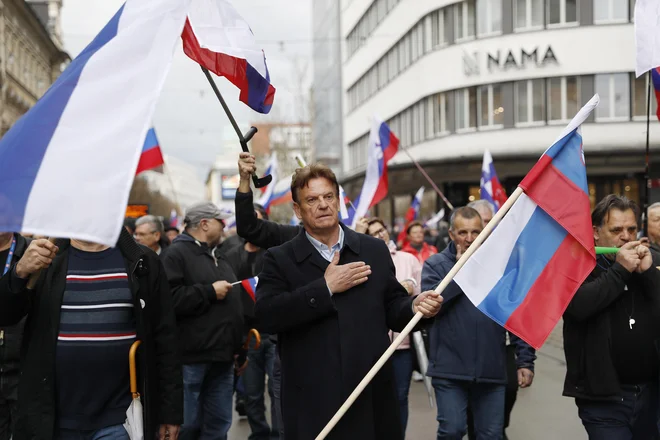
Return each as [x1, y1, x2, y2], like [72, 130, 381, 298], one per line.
[422, 241, 536, 384]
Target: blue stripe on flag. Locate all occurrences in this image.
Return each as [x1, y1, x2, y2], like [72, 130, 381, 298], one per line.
[142, 128, 159, 152]
[549, 131, 588, 195]
[245, 61, 272, 113]
[477, 207, 567, 325]
[0, 5, 124, 230]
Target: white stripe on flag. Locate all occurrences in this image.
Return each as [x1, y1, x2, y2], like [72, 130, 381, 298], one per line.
[634, 0, 660, 77]
[351, 117, 385, 227]
[454, 194, 537, 306]
[21, 0, 191, 246]
[66, 273, 128, 280]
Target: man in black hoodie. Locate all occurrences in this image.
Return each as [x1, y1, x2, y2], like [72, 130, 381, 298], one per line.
[563, 195, 660, 439]
[0, 232, 29, 440]
[161, 202, 244, 440]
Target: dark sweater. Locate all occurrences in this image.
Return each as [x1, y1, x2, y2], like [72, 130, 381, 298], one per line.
[56, 247, 135, 430]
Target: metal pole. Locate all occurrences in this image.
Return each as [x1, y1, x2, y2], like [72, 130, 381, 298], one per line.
[401, 147, 454, 211]
[645, 70, 652, 236]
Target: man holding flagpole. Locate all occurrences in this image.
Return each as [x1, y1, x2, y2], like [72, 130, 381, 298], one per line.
[253, 163, 442, 439]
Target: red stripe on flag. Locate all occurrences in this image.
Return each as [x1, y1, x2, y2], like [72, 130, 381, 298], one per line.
[241, 279, 256, 302]
[505, 234, 595, 349]
[136, 146, 164, 175]
[523, 164, 594, 257]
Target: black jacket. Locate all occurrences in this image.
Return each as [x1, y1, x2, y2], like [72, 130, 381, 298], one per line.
[0, 229, 182, 439]
[161, 233, 243, 364]
[0, 234, 30, 398]
[235, 190, 300, 248]
[563, 258, 660, 400]
[421, 242, 536, 383]
[255, 226, 415, 440]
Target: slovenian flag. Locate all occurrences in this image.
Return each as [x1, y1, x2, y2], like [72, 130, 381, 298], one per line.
[350, 116, 399, 227]
[241, 276, 259, 302]
[257, 156, 278, 210]
[181, 0, 275, 114]
[405, 187, 425, 223]
[453, 95, 600, 349]
[651, 68, 660, 121]
[480, 150, 507, 212]
[136, 128, 165, 175]
[0, 0, 190, 246]
[339, 185, 350, 221]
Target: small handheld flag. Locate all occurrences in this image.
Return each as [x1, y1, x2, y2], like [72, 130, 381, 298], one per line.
[480, 150, 507, 212]
[240, 276, 259, 302]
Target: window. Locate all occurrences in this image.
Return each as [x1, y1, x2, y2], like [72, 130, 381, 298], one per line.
[454, 1, 476, 41]
[514, 0, 544, 30]
[595, 73, 630, 120]
[477, 0, 502, 36]
[432, 9, 451, 48]
[595, 0, 629, 23]
[433, 93, 449, 135]
[547, 0, 578, 26]
[455, 87, 477, 130]
[478, 84, 504, 127]
[516, 79, 546, 124]
[631, 73, 658, 118]
[547, 76, 580, 122]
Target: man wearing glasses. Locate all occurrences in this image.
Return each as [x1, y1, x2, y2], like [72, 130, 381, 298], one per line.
[134, 215, 167, 255]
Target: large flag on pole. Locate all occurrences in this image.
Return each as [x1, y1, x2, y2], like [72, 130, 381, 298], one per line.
[453, 95, 600, 349]
[405, 187, 425, 223]
[635, 0, 660, 77]
[351, 116, 399, 227]
[0, 0, 190, 246]
[480, 150, 507, 212]
[182, 0, 276, 113]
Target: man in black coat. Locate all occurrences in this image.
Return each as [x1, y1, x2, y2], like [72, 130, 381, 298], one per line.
[0, 232, 29, 440]
[253, 163, 443, 440]
[0, 229, 182, 440]
[161, 202, 244, 440]
[563, 195, 660, 439]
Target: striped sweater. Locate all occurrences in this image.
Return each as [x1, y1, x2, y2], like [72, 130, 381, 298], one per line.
[55, 246, 136, 430]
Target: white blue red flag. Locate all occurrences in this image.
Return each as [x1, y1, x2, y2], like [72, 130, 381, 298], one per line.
[351, 116, 399, 227]
[405, 187, 425, 223]
[136, 128, 165, 175]
[480, 150, 507, 212]
[268, 180, 292, 208]
[651, 68, 660, 121]
[0, 0, 190, 246]
[182, 0, 275, 113]
[169, 209, 178, 228]
[257, 156, 279, 210]
[339, 185, 350, 221]
[454, 95, 600, 349]
[241, 276, 259, 302]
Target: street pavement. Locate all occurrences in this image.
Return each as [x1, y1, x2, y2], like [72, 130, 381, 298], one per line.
[229, 325, 586, 439]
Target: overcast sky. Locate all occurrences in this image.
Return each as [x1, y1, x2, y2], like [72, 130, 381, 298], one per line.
[61, 0, 313, 178]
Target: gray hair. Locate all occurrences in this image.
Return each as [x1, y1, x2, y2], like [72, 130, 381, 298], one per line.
[449, 207, 482, 231]
[135, 215, 164, 233]
[467, 199, 495, 215]
[648, 202, 660, 213]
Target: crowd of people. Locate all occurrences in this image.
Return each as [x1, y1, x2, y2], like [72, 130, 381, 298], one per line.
[0, 152, 659, 440]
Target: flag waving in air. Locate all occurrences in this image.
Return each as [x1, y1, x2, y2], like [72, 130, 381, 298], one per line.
[480, 150, 507, 212]
[136, 128, 165, 175]
[405, 187, 425, 223]
[0, 0, 191, 246]
[338, 185, 350, 221]
[182, 0, 276, 113]
[351, 116, 399, 227]
[454, 95, 600, 349]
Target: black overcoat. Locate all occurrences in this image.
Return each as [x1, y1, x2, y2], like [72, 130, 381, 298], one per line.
[254, 224, 415, 440]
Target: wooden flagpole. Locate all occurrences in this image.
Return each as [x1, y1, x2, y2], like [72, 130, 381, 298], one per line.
[314, 187, 524, 439]
[644, 70, 652, 236]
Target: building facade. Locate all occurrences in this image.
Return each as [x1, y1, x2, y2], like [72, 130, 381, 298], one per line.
[340, 0, 656, 226]
[0, 0, 67, 134]
[141, 154, 206, 211]
[312, 0, 343, 173]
